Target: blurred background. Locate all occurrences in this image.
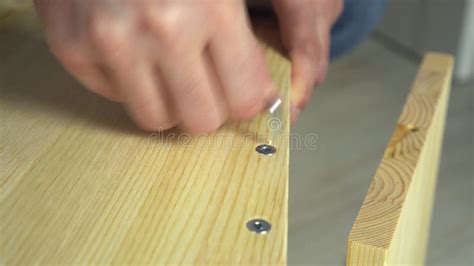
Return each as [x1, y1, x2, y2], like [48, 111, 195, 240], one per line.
[377, 0, 473, 83]
[1, 0, 473, 265]
[289, 0, 473, 265]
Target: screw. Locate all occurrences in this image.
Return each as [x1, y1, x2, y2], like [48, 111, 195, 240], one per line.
[255, 144, 277, 155]
[246, 219, 271, 234]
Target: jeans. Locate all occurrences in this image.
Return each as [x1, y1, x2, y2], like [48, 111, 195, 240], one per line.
[330, 0, 389, 59]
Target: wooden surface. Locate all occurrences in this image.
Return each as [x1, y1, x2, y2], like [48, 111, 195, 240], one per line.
[0, 10, 290, 265]
[347, 53, 454, 265]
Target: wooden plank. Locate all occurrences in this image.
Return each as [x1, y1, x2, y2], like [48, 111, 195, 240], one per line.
[0, 10, 290, 265]
[347, 53, 454, 265]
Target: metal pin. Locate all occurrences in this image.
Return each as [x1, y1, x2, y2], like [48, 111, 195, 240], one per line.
[257, 97, 283, 152]
[268, 97, 282, 114]
[246, 219, 271, 234]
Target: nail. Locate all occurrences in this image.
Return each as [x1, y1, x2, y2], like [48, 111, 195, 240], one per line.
[291, 105, 301, 124]
[292, 81, 305, 105]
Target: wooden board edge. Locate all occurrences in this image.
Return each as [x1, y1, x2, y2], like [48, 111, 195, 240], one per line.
[346, 52, 454, 265]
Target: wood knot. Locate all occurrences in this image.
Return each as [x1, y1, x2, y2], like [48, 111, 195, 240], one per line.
[384, 123, 419, 158]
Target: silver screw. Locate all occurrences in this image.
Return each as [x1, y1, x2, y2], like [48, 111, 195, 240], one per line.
[246, 219, 271, 234]
[255, 144, 277, 155]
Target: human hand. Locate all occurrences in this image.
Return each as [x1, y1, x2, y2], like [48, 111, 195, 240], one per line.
[272, 0, 343, 121]
[34, 0, 277, 132]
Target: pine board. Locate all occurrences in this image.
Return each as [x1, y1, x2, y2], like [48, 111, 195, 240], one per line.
[0, 11, 290, 265]
[347, 53, 454, 265]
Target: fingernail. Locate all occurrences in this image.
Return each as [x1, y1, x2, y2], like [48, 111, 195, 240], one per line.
[292, 80, 305, 105]
[291, 105, 301, 124]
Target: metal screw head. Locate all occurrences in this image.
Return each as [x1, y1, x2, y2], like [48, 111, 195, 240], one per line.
[255, 144, 277, 155]
[246, 219, 271, 234]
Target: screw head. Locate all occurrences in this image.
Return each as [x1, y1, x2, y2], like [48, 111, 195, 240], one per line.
[246, 219, 271, 234]
[255, 144, 277, 155]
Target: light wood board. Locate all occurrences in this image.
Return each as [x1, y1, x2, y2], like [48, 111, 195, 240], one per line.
[347, 53, 454, 265]
[0, 10, 290, 265]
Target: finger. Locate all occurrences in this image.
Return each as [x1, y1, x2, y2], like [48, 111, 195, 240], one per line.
[208, 3, 276, 120]
[90, 17, 177, 131]
[109, 61, 177, 131]
[140, 3, 226, 133]
[57, 55, 121, 102]
[289, 33, 329, 108]
[35, 0, 121, 101]
[157, 48, 227, 133]
[119, 63, 178, 131]
[272, 0, 331, 110]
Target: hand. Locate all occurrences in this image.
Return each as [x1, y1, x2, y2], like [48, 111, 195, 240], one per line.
[34, 0, 276, 132]
[272, 0, 343, 121]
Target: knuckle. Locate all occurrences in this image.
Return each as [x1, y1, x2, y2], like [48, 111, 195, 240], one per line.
[89, 17, 127, 56]
[147, 12, 182, 47]
[89, 17, 110, 47]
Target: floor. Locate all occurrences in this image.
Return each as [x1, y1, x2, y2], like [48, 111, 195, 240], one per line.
[288, 37, 473, 265]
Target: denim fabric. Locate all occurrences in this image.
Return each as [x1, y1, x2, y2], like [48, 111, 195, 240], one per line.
[330, 0, 389, 59]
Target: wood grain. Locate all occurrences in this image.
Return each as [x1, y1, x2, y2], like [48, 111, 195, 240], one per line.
[347, 53, 454, 265]
[0, 10, 290, 265]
